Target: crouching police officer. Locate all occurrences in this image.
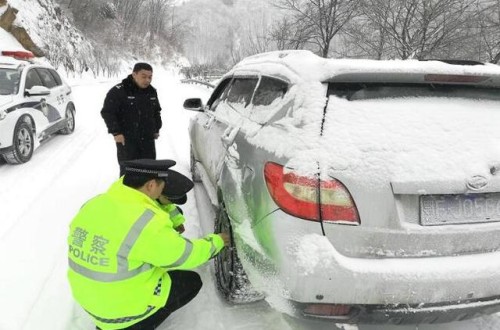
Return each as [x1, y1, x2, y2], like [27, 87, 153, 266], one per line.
[67, 159, 229, 330]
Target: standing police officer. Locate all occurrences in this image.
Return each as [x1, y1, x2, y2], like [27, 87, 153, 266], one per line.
[67, 159, 229, 329]
[101, 63, 162, 176]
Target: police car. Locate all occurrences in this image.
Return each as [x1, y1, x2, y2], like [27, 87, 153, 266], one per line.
[0, 50, 75, 164]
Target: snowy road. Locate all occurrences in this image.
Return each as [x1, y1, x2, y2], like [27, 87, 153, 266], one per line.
[0, 69, 499, 330]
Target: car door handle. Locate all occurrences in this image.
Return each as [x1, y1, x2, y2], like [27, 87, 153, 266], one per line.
[221, 127, 239, 148]
[243, 166, 254, 181]
[225, 145, 240, 168]
[203, 116, 215, 129]
[221, 135, 231, 147]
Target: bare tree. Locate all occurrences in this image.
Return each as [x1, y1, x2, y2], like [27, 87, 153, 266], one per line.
[112, 0, 144, 39]
[360, 0, 477, 60]
[179, 0, 279, 67]
[226, 27, 243, 64]
[272, 0, 361, 57]
[63, 0, 103, 27]
[269, 18, 292, 50]
[340, 16, 389, 59]
[243, 9, 273, 55]
[474, 0, 500, 63]
[159, 6, 189, 51]
[269, 16, 314, 50]
[138, 0, 164, 43]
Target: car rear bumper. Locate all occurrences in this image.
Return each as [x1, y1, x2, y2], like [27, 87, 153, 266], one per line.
[283, 238, 500, 305]
[291, 295, 500, 324]
[246, 210, 500, 318]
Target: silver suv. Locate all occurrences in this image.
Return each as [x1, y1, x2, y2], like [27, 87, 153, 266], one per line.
[185, 50, 500, 324]
[0, 51, 75, 164]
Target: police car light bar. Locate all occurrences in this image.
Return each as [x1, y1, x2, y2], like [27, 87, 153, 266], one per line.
[1, 50, 35, 60]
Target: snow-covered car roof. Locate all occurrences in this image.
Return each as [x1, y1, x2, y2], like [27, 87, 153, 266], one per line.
[230, 50, 500, 86]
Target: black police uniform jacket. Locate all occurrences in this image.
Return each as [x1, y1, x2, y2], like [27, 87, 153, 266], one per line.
[101, 75, 162, 142]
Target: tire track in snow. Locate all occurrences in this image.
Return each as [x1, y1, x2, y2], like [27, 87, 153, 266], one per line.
[0, 124, 103, 240]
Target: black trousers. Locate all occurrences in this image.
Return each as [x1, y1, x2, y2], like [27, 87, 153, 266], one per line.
[97, 271, 202, 330]
[117, 138, 156, 177]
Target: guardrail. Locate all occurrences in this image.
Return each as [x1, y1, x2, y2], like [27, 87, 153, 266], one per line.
[180, 79, 215, 88]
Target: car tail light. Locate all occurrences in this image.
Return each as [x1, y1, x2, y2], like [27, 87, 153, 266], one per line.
[264, 162, 360, 224]
[1, 50, 34, 60]
[424, 74, 489, 83]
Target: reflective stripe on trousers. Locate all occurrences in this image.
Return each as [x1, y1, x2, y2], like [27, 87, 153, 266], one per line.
[88, 305, 156, 324]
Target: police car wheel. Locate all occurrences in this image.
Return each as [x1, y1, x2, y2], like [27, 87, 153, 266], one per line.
[3, 120, 34, 164]
[59, 105, 75, 135]
[214, 202, 263, 304]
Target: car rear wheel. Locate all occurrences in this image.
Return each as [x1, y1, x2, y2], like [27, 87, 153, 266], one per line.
[59, 104, 75, 135]
[3, 120, 34, 164]
[214, 202, 264, 304]
[190, 147, 201, 182]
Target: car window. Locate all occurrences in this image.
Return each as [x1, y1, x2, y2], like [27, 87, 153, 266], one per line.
[329, 82, 500, 101]
[208, 78, 232, 112]
[0, 68, 20, 95]
[49, 69, 63, 86]
[253, 76, 288, 106]
[35, 68, 58, 88]
[25, 69, 44, 90]
[226, 77, 258, 109]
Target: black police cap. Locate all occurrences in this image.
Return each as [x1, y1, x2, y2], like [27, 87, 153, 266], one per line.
[123, 159, 176, 178]
[161, 169, 194, 200]
[169, 195, 188, 205]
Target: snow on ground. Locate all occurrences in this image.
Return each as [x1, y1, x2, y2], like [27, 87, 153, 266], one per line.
[0, 66, 499, 330]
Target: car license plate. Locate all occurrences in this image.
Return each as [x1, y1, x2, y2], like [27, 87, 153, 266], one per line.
[420, 193, 500, 225]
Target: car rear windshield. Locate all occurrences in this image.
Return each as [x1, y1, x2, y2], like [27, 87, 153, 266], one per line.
[328, 83, 500, 102]
[0, 68, 20, 95]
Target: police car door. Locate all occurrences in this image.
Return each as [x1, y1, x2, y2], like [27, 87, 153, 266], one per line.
[34, 68, 64, 134]
[23, 68, 53, 138]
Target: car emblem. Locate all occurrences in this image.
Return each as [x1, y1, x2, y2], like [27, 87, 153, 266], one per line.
[466, 175, 489, 191]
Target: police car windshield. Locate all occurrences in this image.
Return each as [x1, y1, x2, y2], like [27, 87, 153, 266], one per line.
[0, 68, 20, 95]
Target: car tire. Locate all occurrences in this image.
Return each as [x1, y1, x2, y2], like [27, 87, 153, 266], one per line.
[214, 202, 264, 304]
[59, 104, 75, 135]
[3, 120, 34, 164]
[190, 147, 202, 182]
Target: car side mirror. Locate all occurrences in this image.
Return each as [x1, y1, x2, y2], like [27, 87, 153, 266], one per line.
[25, 85, 50, 96]
[183, 98, 204, 112]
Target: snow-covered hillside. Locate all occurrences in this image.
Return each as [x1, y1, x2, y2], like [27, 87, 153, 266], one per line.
[2, 0, 94, 72]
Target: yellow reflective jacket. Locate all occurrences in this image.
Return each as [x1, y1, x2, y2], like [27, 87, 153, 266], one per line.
[67, 179, 224, 330]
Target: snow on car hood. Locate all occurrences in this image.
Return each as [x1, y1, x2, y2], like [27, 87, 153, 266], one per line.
[0, 95, 14, 108]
